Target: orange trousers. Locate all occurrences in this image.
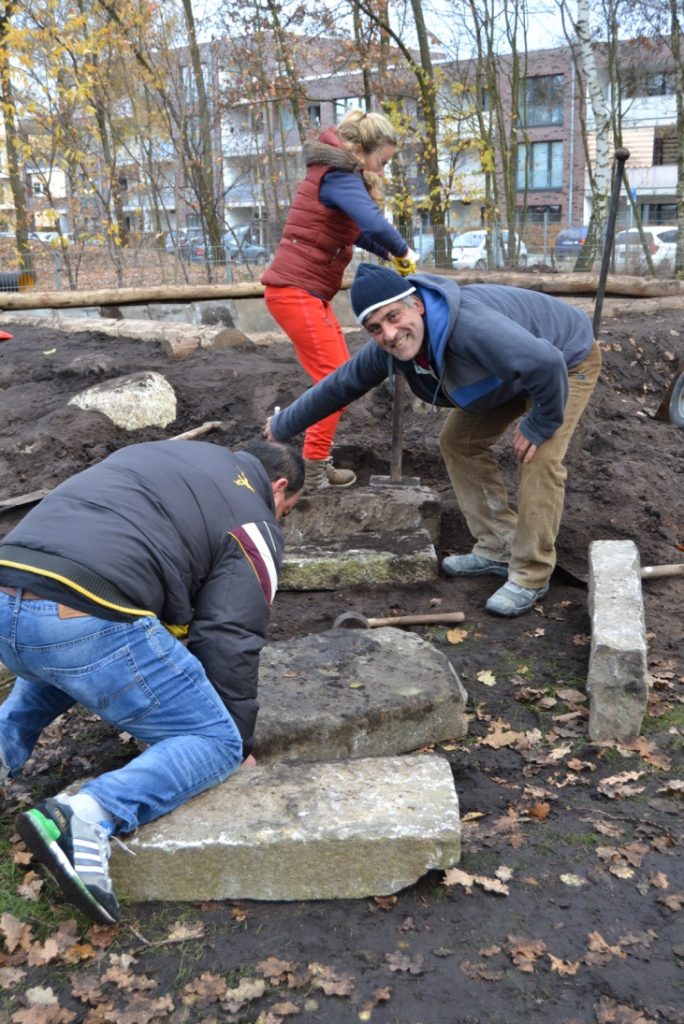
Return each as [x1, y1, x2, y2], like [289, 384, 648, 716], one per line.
[264, 285, 350, 460]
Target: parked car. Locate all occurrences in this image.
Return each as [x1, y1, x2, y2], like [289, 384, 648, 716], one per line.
[164, 229, 189, 256]
[554, 226, 589, 260]
[451, 229, 527, 270]
[185, 229, 268, 265]
[412, 234, 435, 265]
[613, 225, 678, 275]
[29, 230, 70, 246]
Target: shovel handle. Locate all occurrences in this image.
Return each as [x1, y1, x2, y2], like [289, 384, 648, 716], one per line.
[366, 611, 465, 628]
[640, 563, 684, 579]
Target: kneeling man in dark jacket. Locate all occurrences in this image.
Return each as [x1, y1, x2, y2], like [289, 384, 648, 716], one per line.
[0, 438, 303, 923]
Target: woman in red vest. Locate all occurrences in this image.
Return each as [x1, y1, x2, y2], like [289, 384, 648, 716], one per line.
[262, 108, 415, 492]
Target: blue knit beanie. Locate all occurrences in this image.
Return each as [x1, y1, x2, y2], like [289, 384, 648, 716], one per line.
[350, 263, 416, 324]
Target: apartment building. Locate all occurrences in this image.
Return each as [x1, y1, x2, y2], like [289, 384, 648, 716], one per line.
[3, 33, 678, 252]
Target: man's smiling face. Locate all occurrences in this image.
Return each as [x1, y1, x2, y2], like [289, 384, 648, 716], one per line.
[363, 296, 426, 361]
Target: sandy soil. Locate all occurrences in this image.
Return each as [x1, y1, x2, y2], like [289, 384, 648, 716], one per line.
[0, 297, 682, 1023]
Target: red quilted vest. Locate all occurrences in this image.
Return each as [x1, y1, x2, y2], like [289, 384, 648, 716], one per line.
[262, 130, 365, 301]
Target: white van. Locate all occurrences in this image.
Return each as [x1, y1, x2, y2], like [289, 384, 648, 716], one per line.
[451, 229, 527, 270]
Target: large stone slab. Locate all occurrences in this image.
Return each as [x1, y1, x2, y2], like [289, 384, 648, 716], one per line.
[256, 626, 468, 763]
[68, 370, 177, 429]
[587, 539, 648, 742]
[283, 485, 441, 545]
[110, 754, 461, 902]
[280, 530, 438, 590]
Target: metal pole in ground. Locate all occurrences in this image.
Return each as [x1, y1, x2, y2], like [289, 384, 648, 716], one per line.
[593, 148, 630, 337]
[370, 372, 420, 487]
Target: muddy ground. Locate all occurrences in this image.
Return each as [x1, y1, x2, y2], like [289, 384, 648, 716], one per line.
[0, 295, 683, 1024]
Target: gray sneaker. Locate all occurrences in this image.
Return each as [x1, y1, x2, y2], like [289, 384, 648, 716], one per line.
[485, 581, 550, 617]
[441, 552, 508, 578]
[16, 797, 120, 923]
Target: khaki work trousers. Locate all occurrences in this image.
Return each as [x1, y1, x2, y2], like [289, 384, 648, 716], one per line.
[439, 341, 602, 589]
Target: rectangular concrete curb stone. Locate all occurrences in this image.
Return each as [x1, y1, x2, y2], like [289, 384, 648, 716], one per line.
[283, 486, 441, 546]
[587, 539, 648, 742]
[110, 755, 461, 902]
[280, 530, 438, 590]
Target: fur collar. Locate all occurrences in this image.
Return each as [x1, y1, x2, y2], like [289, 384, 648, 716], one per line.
[303, 137, 362, 174]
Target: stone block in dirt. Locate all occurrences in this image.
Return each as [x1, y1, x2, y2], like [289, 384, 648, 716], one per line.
[255, 626, 468, 763]
[587, 538, 648, 742]
[283, 484, 441, 544]
[110, 754, 461, 902]
[280, 529, 438, 589]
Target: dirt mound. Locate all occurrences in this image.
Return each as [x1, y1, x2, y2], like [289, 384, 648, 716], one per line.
[0, 301, 682, 1023]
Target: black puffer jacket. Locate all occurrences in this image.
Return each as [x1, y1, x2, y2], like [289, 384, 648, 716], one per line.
[0, 441, 285, 752]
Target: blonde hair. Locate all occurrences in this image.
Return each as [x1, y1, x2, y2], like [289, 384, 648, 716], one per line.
[335, 108, 397, 204]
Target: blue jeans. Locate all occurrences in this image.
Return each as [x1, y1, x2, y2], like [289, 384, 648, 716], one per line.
[0, 591, 244, 833]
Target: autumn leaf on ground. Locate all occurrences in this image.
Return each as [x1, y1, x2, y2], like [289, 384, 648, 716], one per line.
[594, 993, 659, 1024]
[360, 986, 392, 1015]
[0, 965, 26, 989]
[221, 977, 267, 1014]
[373, 894, 398, 910]
[506, 935, 547, 973]
[616, 736, 672, 770]
[556, 687, 587, 704]
[1, 913, 34, 955]
[385, 951, 424, 974]
[165, 920, 205, 942]
[597, 772, 646, 799]
[181, 971, 227, 1007]
[476, 669, 496, 686]
[308, 963, 355, 997]
[480, 719, 521, 749]
[560, 873, 587, 887]
[443, 867, 510, 896]
[447, 627, 468, 644]
[459, 959, 505, 981]
[584, 931, 627, 964]
[657, 779, 684, 795]
[269, 1000, 300, 1017]
[256, 957, 299, 984]
[549, 954, 581, 976]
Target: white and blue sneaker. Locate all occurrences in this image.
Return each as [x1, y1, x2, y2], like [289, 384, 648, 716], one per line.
[441, 552, 509, 578]
[16, 797, 120, 923]
[485, 581, 550, 617]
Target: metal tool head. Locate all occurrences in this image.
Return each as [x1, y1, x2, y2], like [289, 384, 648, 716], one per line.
[332, 611, 370, 629]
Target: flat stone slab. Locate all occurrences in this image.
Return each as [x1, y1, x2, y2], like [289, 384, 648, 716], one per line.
[587, 539, 648, 742]
[68, 370, 177, 429]
[110, 755, 461, 902]
[280, 530, 438, 590]
[283, 485, 441, 545]
[256, 626, 468, 763]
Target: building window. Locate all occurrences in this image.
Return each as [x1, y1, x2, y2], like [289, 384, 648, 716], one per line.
[277, 103, 296, 133]
[641, 203, 677, 225]
[518, 204, 562, 225]
[519, 75, 564, 127]
[624, 69, 676, 98]
[653, 130, 677, 166]
[517, 141, 563, 190]
[308, 103, 321, 127]
[334, 97, 364, 120]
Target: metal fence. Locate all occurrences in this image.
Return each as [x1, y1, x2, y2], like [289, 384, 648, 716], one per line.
[0, 223, 678, 293]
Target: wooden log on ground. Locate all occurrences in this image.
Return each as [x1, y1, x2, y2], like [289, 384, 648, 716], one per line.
[0, 273, 682, 312]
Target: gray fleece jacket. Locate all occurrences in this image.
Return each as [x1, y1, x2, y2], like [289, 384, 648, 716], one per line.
[271, 273, 595, 447]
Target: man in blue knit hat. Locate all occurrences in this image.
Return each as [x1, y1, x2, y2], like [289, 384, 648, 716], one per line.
[265, 262, 601, 618]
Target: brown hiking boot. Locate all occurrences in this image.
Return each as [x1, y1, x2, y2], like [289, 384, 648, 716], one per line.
[304, 458, 356, 492]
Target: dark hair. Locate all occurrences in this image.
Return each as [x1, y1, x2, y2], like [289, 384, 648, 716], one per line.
[239, 440, 305, 495]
